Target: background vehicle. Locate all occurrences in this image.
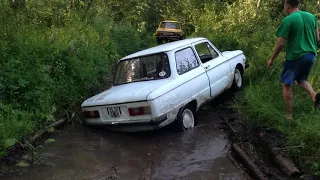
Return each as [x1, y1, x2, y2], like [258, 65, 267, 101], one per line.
[155, 20, 185, 44]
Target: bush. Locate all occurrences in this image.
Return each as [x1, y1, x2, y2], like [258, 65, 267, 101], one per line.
[0, 103, 35, 156]
[0, 4, 147, 156]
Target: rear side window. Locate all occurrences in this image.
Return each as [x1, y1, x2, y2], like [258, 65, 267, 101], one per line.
[175, 47, 199, 75]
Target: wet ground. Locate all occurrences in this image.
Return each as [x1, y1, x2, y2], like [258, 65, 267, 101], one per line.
[0, 93, 248, 180]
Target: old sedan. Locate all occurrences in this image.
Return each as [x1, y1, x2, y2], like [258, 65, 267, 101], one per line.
[81, 37, 248, 132]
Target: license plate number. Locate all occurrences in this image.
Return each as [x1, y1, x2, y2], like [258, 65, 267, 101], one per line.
[107, 107, 122, 118]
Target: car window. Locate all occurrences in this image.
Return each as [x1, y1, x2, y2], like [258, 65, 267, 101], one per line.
[160, 22, 180, 29]
[175, 47, 199, 75]
[206, 43, 219, 59]
[195, 42, 219, 63]
[114, 53, 170, 85]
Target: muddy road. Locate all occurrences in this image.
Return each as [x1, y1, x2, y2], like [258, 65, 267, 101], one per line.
[1, 92, 248, 180]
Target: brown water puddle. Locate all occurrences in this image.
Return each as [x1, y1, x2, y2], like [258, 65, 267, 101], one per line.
[1, 101, 248, 180]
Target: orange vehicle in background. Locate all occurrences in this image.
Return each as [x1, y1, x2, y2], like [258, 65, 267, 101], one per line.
[155, 20, 185, 44]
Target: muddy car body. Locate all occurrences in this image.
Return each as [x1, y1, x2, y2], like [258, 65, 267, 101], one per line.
[81, 37, 248, 132]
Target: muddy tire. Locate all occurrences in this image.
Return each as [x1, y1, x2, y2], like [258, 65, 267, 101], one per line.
[231, 67, 243, 90]
[175, 104, 196, 132]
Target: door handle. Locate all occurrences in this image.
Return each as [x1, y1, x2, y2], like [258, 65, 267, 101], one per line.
[204, 65, 210, 69]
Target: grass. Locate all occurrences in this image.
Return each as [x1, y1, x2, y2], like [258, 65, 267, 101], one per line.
[0, 103, 35, 156]
[237, 57, 320, 175]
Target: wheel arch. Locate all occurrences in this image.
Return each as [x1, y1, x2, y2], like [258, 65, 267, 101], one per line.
[235, 63, 244, 74]
[174, 99, 198, 131]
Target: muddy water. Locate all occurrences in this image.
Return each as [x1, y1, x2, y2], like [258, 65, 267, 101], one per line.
[1, 98, 247, 180]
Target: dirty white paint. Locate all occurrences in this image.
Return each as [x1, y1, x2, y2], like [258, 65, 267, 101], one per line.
[81, 37, 247, 131]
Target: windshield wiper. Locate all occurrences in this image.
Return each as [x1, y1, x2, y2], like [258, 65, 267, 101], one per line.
[131, 77, 155, 82]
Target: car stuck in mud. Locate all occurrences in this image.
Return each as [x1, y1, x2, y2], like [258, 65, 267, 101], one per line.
[81, 37, 248, 132]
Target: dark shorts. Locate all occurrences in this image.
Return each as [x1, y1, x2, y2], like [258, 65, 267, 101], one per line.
[280, 52, 316, 86]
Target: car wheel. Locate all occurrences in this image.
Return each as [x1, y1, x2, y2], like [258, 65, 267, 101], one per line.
[175, 105, 195, 132]
[232, 67, 243, 90]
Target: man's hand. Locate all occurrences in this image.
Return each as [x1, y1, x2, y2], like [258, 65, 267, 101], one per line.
[267, 59, 273, 68]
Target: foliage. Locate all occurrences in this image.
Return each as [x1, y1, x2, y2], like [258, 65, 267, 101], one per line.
[4, 138, 18, 149]
[0, 0, 145, 158]
[1, 0, 320, 176]
[44, 138, 56, 144]
[16, 160, 30, 167]
[23, 140, 44, 165]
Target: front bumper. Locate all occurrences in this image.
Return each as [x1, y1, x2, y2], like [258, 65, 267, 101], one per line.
[156, 35, 181, 40]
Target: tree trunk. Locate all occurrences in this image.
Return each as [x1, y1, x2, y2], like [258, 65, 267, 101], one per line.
[268, 146, 301, 177]
[231, 143, 268, 180]
[317, 0, 320, 15]
[257, 0, 261, 8]
[23, 119, 67, 148]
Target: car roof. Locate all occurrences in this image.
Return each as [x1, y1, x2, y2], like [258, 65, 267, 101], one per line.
[120, 37, 207, 61]
[161, 20, 179, 23]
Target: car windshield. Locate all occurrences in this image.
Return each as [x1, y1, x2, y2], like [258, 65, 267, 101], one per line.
[113, 53, 171, 85]
[160, 22, 180, 29]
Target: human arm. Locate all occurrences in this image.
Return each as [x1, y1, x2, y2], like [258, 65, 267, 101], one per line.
[314, 15, 319, 47]
[268, 37, 286, 67]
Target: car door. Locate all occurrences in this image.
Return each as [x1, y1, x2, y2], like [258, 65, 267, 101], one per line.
[192, 41, 232, 98]
[172, 46, 211, 108]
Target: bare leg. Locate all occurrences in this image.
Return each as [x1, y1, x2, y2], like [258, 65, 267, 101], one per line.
[282, 84, 293, 120]
[297, 80, 317, 101]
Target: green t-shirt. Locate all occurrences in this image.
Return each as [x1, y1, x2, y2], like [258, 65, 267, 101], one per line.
[276, 10, 318, 60]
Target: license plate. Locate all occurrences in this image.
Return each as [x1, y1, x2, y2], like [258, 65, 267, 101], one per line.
[107, 107, 122, 118]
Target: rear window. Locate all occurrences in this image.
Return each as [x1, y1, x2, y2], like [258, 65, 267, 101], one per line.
[113, 53, 171, 85]
[160, 22, 180, 29]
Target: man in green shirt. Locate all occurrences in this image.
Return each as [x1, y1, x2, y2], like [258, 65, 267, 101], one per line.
[268, 0, 320, 120]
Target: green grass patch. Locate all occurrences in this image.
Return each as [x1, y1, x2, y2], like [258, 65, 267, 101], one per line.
[238, 72, 320, 175]
[0, 103, 35, 156]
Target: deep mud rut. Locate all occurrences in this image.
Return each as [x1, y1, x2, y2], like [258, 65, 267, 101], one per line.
[0, 92, 251, 180]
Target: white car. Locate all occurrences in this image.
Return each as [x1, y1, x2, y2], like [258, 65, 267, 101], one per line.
[81, 37, 248, 132]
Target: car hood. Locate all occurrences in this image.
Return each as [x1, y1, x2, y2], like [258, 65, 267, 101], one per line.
[81, 79, 172, 107]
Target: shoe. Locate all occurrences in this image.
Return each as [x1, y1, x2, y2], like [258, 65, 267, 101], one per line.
[314, 93, 320, 109]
